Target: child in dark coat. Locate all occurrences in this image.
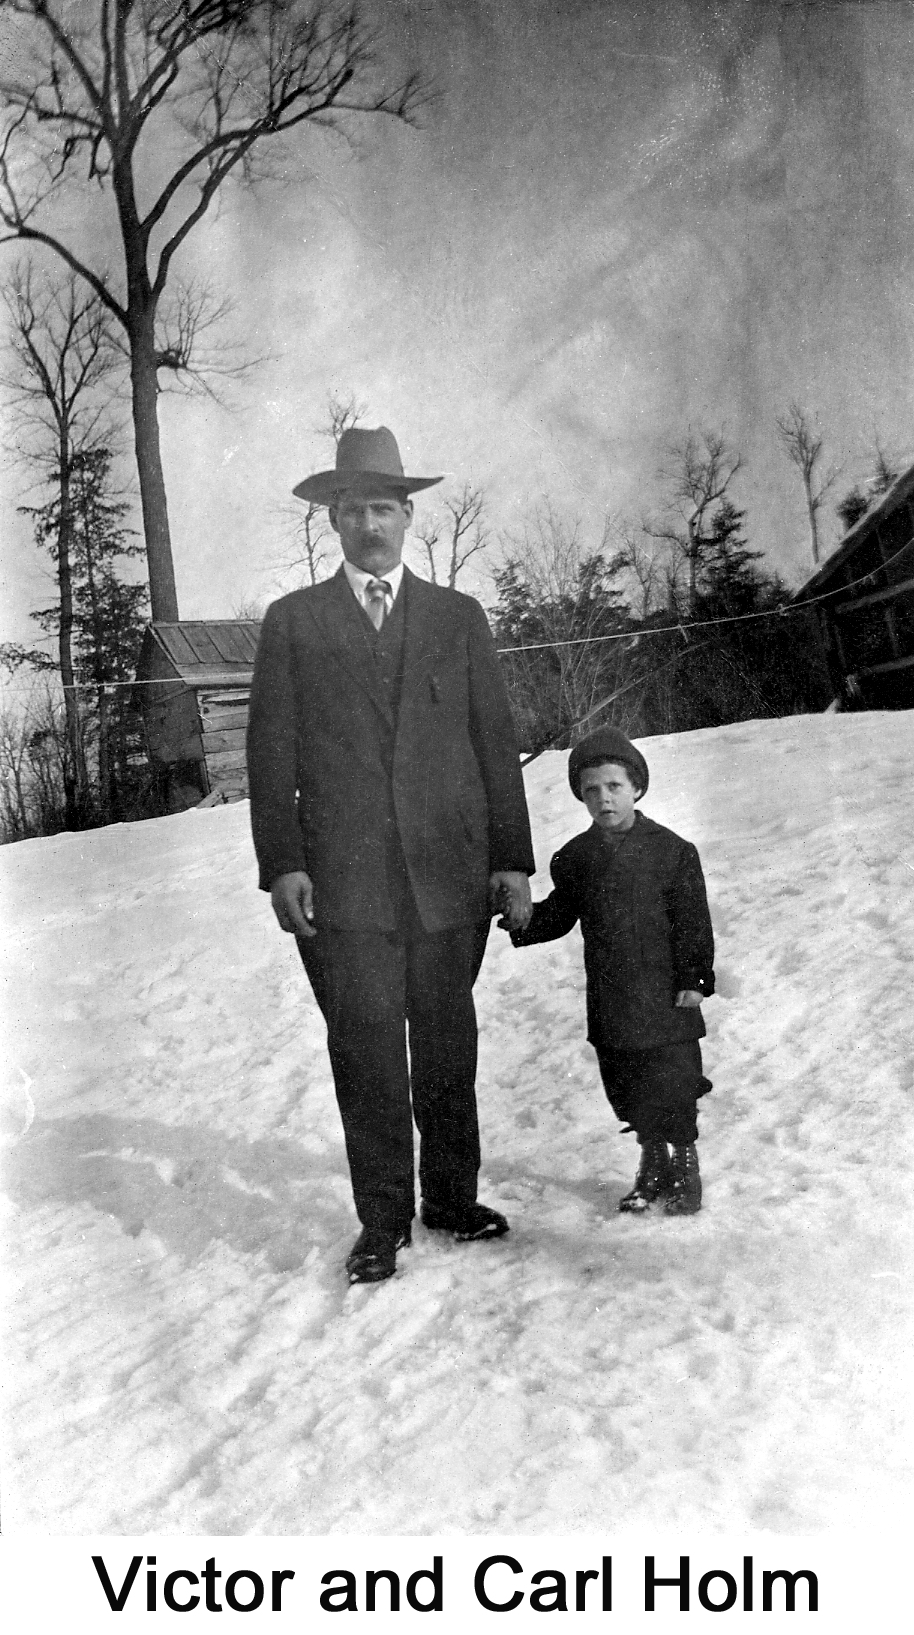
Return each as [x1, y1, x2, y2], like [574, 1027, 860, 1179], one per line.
[509, 727, 715, 1214]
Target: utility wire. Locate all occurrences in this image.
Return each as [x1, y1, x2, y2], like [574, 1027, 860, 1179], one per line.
[497, 531, 914, 656]
[1, 530, 910, 691]
[520, 639, 713, 766]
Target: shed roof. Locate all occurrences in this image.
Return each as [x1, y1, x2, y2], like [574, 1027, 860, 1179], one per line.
[137, 620, 261, 688]
[794, 460, 914, 600]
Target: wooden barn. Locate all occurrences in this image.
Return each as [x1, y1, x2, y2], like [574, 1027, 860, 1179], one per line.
[135, 620, 261, 809]
[795, 462, 914, 710]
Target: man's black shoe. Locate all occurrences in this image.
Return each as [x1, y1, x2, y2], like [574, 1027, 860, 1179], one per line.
[346, 1224, 411, 1285]
[421, 1201, 510, 1241]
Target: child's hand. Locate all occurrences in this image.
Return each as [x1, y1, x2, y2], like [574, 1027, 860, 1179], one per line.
[488, 871, 532, 932]
[674, 989, 703, 1007]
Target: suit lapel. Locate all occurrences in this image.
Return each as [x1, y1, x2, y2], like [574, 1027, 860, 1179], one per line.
[306, 568, 394, 726]
[398, 567, 439, 705]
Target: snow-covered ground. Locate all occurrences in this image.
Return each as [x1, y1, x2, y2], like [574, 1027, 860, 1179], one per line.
[2, 712, 913, 1538]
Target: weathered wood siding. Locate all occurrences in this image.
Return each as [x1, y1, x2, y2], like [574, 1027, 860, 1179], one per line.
[136, 622, 260, 803]
[198, 688, 251, 800]
[796, 472, 914, 709]
[139, 640, 204, 765]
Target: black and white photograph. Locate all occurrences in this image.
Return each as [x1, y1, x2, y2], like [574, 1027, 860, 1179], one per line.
[0, 0, 911, 1610]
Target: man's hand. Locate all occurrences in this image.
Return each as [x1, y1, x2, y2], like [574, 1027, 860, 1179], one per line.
[674, 989, 703, 1007]
[489, 870, 532, 933]
[270, 871, 316, 937]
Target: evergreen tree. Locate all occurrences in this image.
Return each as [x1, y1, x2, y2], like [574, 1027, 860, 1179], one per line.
[836, 445, 901, 535]
[1, 267, 119, 824]
[694, 501, 763, 617]
[836, 486, 870, 533]
[23, 446, 149, 823]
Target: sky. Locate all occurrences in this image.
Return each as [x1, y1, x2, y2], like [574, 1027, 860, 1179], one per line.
[1, 0, 914, 650]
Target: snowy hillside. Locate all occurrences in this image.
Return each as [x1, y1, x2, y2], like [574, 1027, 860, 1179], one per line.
[2, 712, 913, 1537]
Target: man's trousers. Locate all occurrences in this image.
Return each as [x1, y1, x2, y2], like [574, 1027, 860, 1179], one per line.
[297, 920, 490, 1232]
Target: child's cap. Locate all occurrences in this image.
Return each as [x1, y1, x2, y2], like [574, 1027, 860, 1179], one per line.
[568, 727, 650, 801]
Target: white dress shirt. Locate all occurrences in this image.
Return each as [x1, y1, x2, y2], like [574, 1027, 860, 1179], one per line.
[342, 558, 404, 619]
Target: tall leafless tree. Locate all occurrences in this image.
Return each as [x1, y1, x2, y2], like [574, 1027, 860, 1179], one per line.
[0, 676, 79, 839]
[775, 402, 838, 565]
[612, 519, 668, 620]
[411, 512, 441, 583]
[0, 2, 423, 620]
[645, 429, 743, 617]
[275, 389, 367, 587]
[411, 482, 489, 589]
[1, 263, 118, 822]
[0, 696, 34, 839]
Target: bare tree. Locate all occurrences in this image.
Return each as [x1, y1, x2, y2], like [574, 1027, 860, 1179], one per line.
[775, 402, 838, 565]
[646, 429, 743, 617]
[412, 512, 442, 583]
[275, 390, 367, 587]
[411, 483, 489, 588]
[230, 597, 267, 621]
[27, 681, 85, 833]
[0, 2, 423, 620]
[324, 390, 369, 445]
[492, 505, 631, 748]
[448, 486, 489, 586]
[1, 263, 119, 822]
[0, 677, 79, 839]
[279, 501, 336, 587]
[0, 698, 34, 839]
[145, 278, 250, 402]
[613, 519, 667, 620]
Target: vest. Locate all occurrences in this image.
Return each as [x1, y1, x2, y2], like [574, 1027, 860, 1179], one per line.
[356, 576, 407, 717]
[353, 578, 412, 919]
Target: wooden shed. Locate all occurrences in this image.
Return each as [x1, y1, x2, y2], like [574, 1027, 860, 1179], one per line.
[135, 620, 261, 809]
[795, 462, 914, 710]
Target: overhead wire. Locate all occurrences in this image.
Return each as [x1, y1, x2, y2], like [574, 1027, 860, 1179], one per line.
[0, 526, 910, 694]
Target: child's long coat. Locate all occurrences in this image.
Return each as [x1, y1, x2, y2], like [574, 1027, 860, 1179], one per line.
[513, 811, 715, 1052]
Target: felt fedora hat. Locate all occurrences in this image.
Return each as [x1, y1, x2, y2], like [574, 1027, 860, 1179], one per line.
[292, 426, 443, 504]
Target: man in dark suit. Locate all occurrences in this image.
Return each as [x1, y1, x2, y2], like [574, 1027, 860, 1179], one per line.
[247, 427, 535, 1284]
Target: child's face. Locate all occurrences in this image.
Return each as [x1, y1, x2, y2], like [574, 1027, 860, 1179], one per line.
[579, 761, 639, 831]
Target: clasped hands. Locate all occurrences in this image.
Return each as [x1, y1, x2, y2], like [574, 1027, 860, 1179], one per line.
[487, 870, 532, 932]
[269, 868, 533, 937]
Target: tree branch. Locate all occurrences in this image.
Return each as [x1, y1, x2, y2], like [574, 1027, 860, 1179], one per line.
[20, 0, 108, 126]
[0, 217, 127, 326]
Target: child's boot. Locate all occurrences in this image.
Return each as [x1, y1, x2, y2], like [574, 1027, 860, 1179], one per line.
[619, 1138, 671, 1212]
[665, 1142, 702, 1214]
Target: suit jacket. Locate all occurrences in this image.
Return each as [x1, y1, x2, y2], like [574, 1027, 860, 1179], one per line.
[512, 812, 714, 1051]
[246, 566, 535, 932]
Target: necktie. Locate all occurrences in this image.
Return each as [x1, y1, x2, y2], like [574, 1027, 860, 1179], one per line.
[365, 578, 391, 630]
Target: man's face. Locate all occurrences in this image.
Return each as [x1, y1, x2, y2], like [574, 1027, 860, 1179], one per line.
[579, 761, 639, 831]
[329, 489, 413, 575]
